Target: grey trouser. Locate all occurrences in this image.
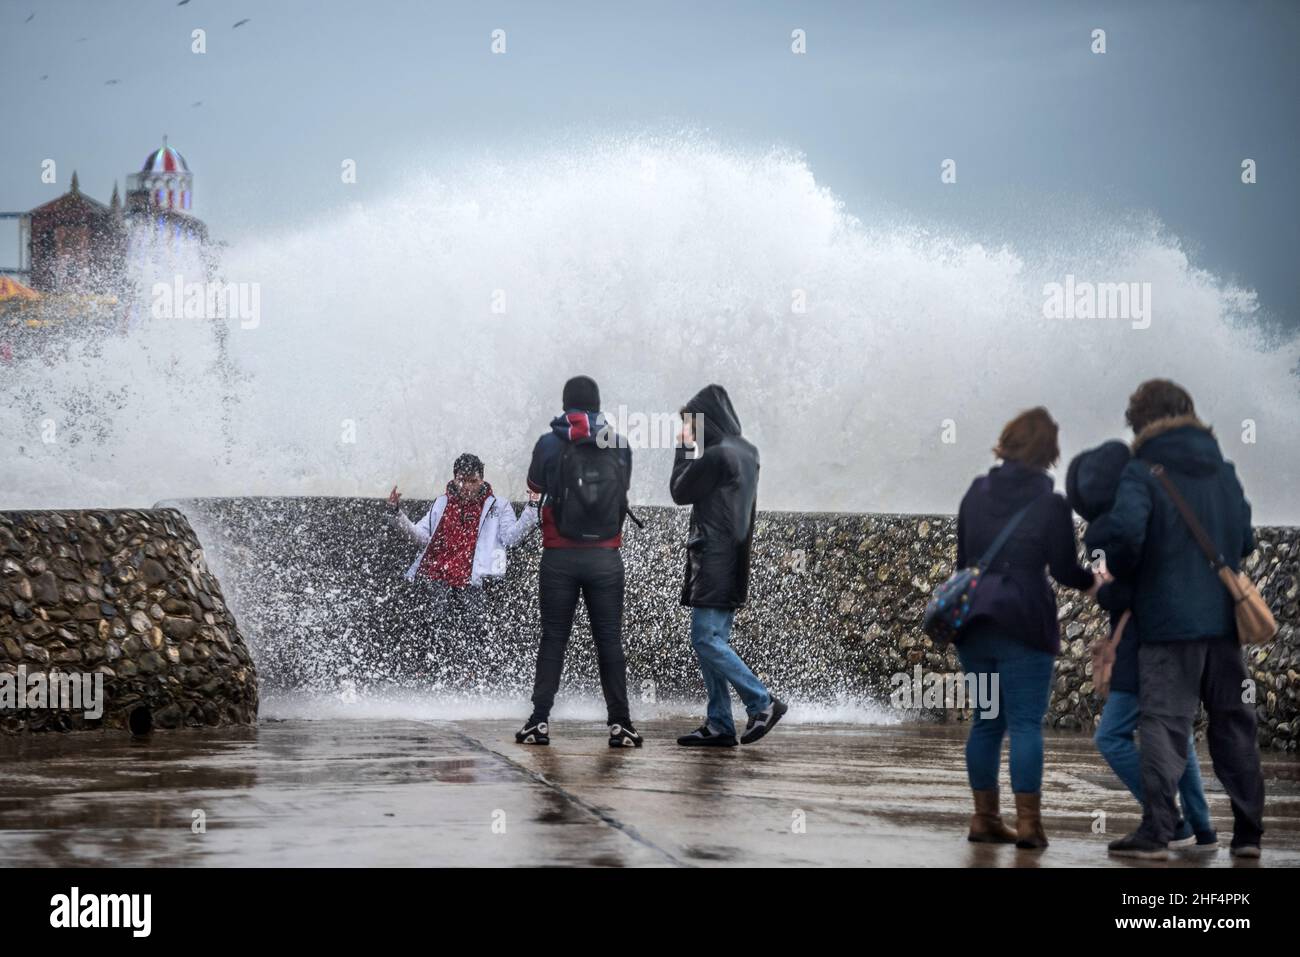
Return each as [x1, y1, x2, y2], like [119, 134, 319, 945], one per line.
[1136, 638, 1264, 847]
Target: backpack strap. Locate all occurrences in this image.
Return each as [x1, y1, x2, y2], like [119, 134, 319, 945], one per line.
[976, 499, 1039, 570]
[1148, 464, 1226, 569]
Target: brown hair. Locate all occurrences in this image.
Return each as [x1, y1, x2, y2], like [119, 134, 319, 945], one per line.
[1125, 379, 1195, 434]
[994, 407, 1060, 470]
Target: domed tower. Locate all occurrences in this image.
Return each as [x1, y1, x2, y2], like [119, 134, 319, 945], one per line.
[126, 137, 194, 213]
[124, 137, 207, 248]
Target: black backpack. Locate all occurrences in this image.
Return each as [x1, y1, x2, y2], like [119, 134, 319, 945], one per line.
[552, 438, 630, 541]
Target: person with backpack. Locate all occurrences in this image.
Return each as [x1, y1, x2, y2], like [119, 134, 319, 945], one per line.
[1067, 441, 1218, 853]
[1084, 380, 1264, 860]
[515, 375, 642, 748]
[387, 453, 539, 680]
[670, 384, 786, 747]
[953, 407, 1099, 849]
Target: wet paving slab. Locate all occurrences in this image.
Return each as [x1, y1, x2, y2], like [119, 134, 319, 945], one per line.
[0, 717, 1296, 867]
[0, 720, 665, 867]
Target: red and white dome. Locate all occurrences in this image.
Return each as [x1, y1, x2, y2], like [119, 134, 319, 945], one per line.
[127, 139, 194, 211]
[141, 143, 190, 174]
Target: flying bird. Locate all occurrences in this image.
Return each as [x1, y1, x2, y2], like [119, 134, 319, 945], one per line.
[39, 74, 48, 80]
[232, 18, 250, 28]
[191, 100, 203, 108]
[178, 0, 192, 5]
[105, 79, 120, 85]
[25, 12, 34, 22]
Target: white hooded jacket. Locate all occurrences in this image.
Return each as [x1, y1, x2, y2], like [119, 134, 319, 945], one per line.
[391, 494, 537, 586]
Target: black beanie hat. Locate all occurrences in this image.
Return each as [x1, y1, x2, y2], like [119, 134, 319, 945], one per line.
[562, 375, 601, 412]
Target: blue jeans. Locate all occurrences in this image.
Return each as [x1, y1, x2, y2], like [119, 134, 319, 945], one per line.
[957, 633, 1056, 794]
[1095, 689, 1213, 836]
[689, 608, 771, 737]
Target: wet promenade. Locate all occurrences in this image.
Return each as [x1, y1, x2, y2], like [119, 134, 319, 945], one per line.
[1, 716, 1296, 867]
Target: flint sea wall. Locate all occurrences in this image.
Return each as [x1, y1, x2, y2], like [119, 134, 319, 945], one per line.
[178, 498, 1300, 750]
[0, 509, 258, 733]
[4, 498, 1295, 745]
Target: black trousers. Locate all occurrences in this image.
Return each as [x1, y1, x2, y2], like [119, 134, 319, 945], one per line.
[530, 547, 630, 726]
[1136, 638, 1265, 847]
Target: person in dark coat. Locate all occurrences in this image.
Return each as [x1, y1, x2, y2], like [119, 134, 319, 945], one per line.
[955, 407, 1098, 849]
[514, 375, 642, 749]
[1067, 441, 1216, 851]
[670, 384, 786, 747]
[1085, 380, 1263, 860]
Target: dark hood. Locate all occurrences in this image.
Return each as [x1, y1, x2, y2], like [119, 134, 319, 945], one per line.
[1133, 415, 1223, 477]
[1066, 440, 1131, 522]
[550, 410, 610, 445]
[978, 459, 1054, 508]
[683, 384, 742, 449]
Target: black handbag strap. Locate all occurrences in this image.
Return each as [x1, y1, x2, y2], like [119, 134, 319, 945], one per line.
[1149, 464, 1226, 570]
[977, 499, 1038, 570]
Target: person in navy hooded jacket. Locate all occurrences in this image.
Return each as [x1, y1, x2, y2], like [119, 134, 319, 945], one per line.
[1083, 380, 1263, 860]
[1067, 440, 1216, 853]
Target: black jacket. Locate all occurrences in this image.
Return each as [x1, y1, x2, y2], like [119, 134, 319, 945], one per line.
[670, 385, 759, 609]
[957, 460, 1095, 654]
[1084, 416, 1253, 643]
[1067, 440, 1140, 692]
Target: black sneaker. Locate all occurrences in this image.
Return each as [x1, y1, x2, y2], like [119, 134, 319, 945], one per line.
[676, 724, 738, 747]
[1107, 832, 1169, 860]
[515, 719, 549, 746]
[1169, 819, 1195, 846]
[740, 697, 788, 745]
[608, 722, 643, 748]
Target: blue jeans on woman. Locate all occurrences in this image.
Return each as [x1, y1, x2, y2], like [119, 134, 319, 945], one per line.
[957, 632, 1056, 794]
[1095, 689, 1213, 838]
[690, 607, 771, 737]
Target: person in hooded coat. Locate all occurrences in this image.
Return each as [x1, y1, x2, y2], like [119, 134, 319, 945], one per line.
[1085, 380, 1263, 860]
[1067, 441, 1216, 852]
[670, 384, 787, 747]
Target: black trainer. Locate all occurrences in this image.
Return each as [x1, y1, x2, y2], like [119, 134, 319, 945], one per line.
[676, 724, 738, 747]
[608, 722, 643, 748]
[740, 697, 788, 744]
[515, 719, 549, 746]
[1107, 832, 1169, 860]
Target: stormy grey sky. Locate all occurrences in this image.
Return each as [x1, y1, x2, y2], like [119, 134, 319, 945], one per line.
[2, 0, 1297, 326]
